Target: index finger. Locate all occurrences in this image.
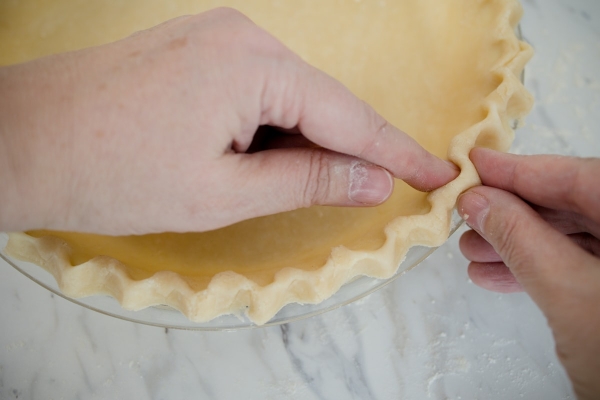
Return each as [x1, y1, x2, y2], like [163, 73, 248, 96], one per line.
[263, 64, 459, 192]
[471, 148, 600, 222]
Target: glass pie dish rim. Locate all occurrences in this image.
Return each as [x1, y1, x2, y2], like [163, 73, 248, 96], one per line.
[0, 211, 464, 331]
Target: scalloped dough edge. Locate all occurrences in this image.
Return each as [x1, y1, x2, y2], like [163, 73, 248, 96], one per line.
[5, 0, 534, 325]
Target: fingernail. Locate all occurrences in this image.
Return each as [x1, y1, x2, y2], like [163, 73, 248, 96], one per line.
[348, 163, 393, 205]
[458, 191, 490, 232]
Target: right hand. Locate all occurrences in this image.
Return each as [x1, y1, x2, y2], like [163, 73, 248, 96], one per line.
[458, 148, 600, 399]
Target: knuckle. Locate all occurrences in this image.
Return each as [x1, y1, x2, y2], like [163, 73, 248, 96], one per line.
[491, 208, 530, 271]
[300, 152, 332, 208]
[260, 58, 304, 127]
[206, 7, 252, 23]
[571, 159, 600, 220]
[194, 8, 260, 48]
[359, 106, 389, 158]
[210, 8, 284, 53]
[565, 163, 586, 212]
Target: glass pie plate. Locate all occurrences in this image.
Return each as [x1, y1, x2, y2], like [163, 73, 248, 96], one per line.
[0, 20, 524, 330]
[0, 211, 464, 331]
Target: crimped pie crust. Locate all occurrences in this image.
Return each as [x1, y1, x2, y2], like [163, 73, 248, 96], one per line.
[2, 0, 533, 324]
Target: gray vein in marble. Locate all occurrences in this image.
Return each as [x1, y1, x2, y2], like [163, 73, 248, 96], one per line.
[75, 350, 94, 394]
[183, 353, 217, 399]
[76, 311, 99, 354]
[281, 321, 376, 400]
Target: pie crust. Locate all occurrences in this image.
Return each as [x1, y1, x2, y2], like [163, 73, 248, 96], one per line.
[1, 0, 533, 324]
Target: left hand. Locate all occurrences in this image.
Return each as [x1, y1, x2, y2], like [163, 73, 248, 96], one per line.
[0, 9, 458, 235]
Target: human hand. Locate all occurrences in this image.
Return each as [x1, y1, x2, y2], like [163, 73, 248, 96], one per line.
[458, 148, 600, 399]
[0, 8, 457, 235]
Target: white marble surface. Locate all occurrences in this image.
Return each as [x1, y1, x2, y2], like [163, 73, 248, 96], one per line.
[1, 0, 599, 399]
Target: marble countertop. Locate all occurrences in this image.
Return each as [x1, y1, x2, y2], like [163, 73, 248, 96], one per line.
[1, 0, 598, 399]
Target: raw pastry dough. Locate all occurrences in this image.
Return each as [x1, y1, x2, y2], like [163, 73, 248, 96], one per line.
[1, 0, 533, 324]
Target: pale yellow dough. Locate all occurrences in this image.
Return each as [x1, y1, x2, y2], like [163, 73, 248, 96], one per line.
[1, 0, 533, 324]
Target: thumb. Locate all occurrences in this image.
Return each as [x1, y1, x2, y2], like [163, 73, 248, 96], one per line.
[457, 186, 599, 315]
[231, 147, 394, 213]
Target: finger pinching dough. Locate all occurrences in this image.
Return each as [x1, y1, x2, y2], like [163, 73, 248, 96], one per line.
[1, 0, 533, 324]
